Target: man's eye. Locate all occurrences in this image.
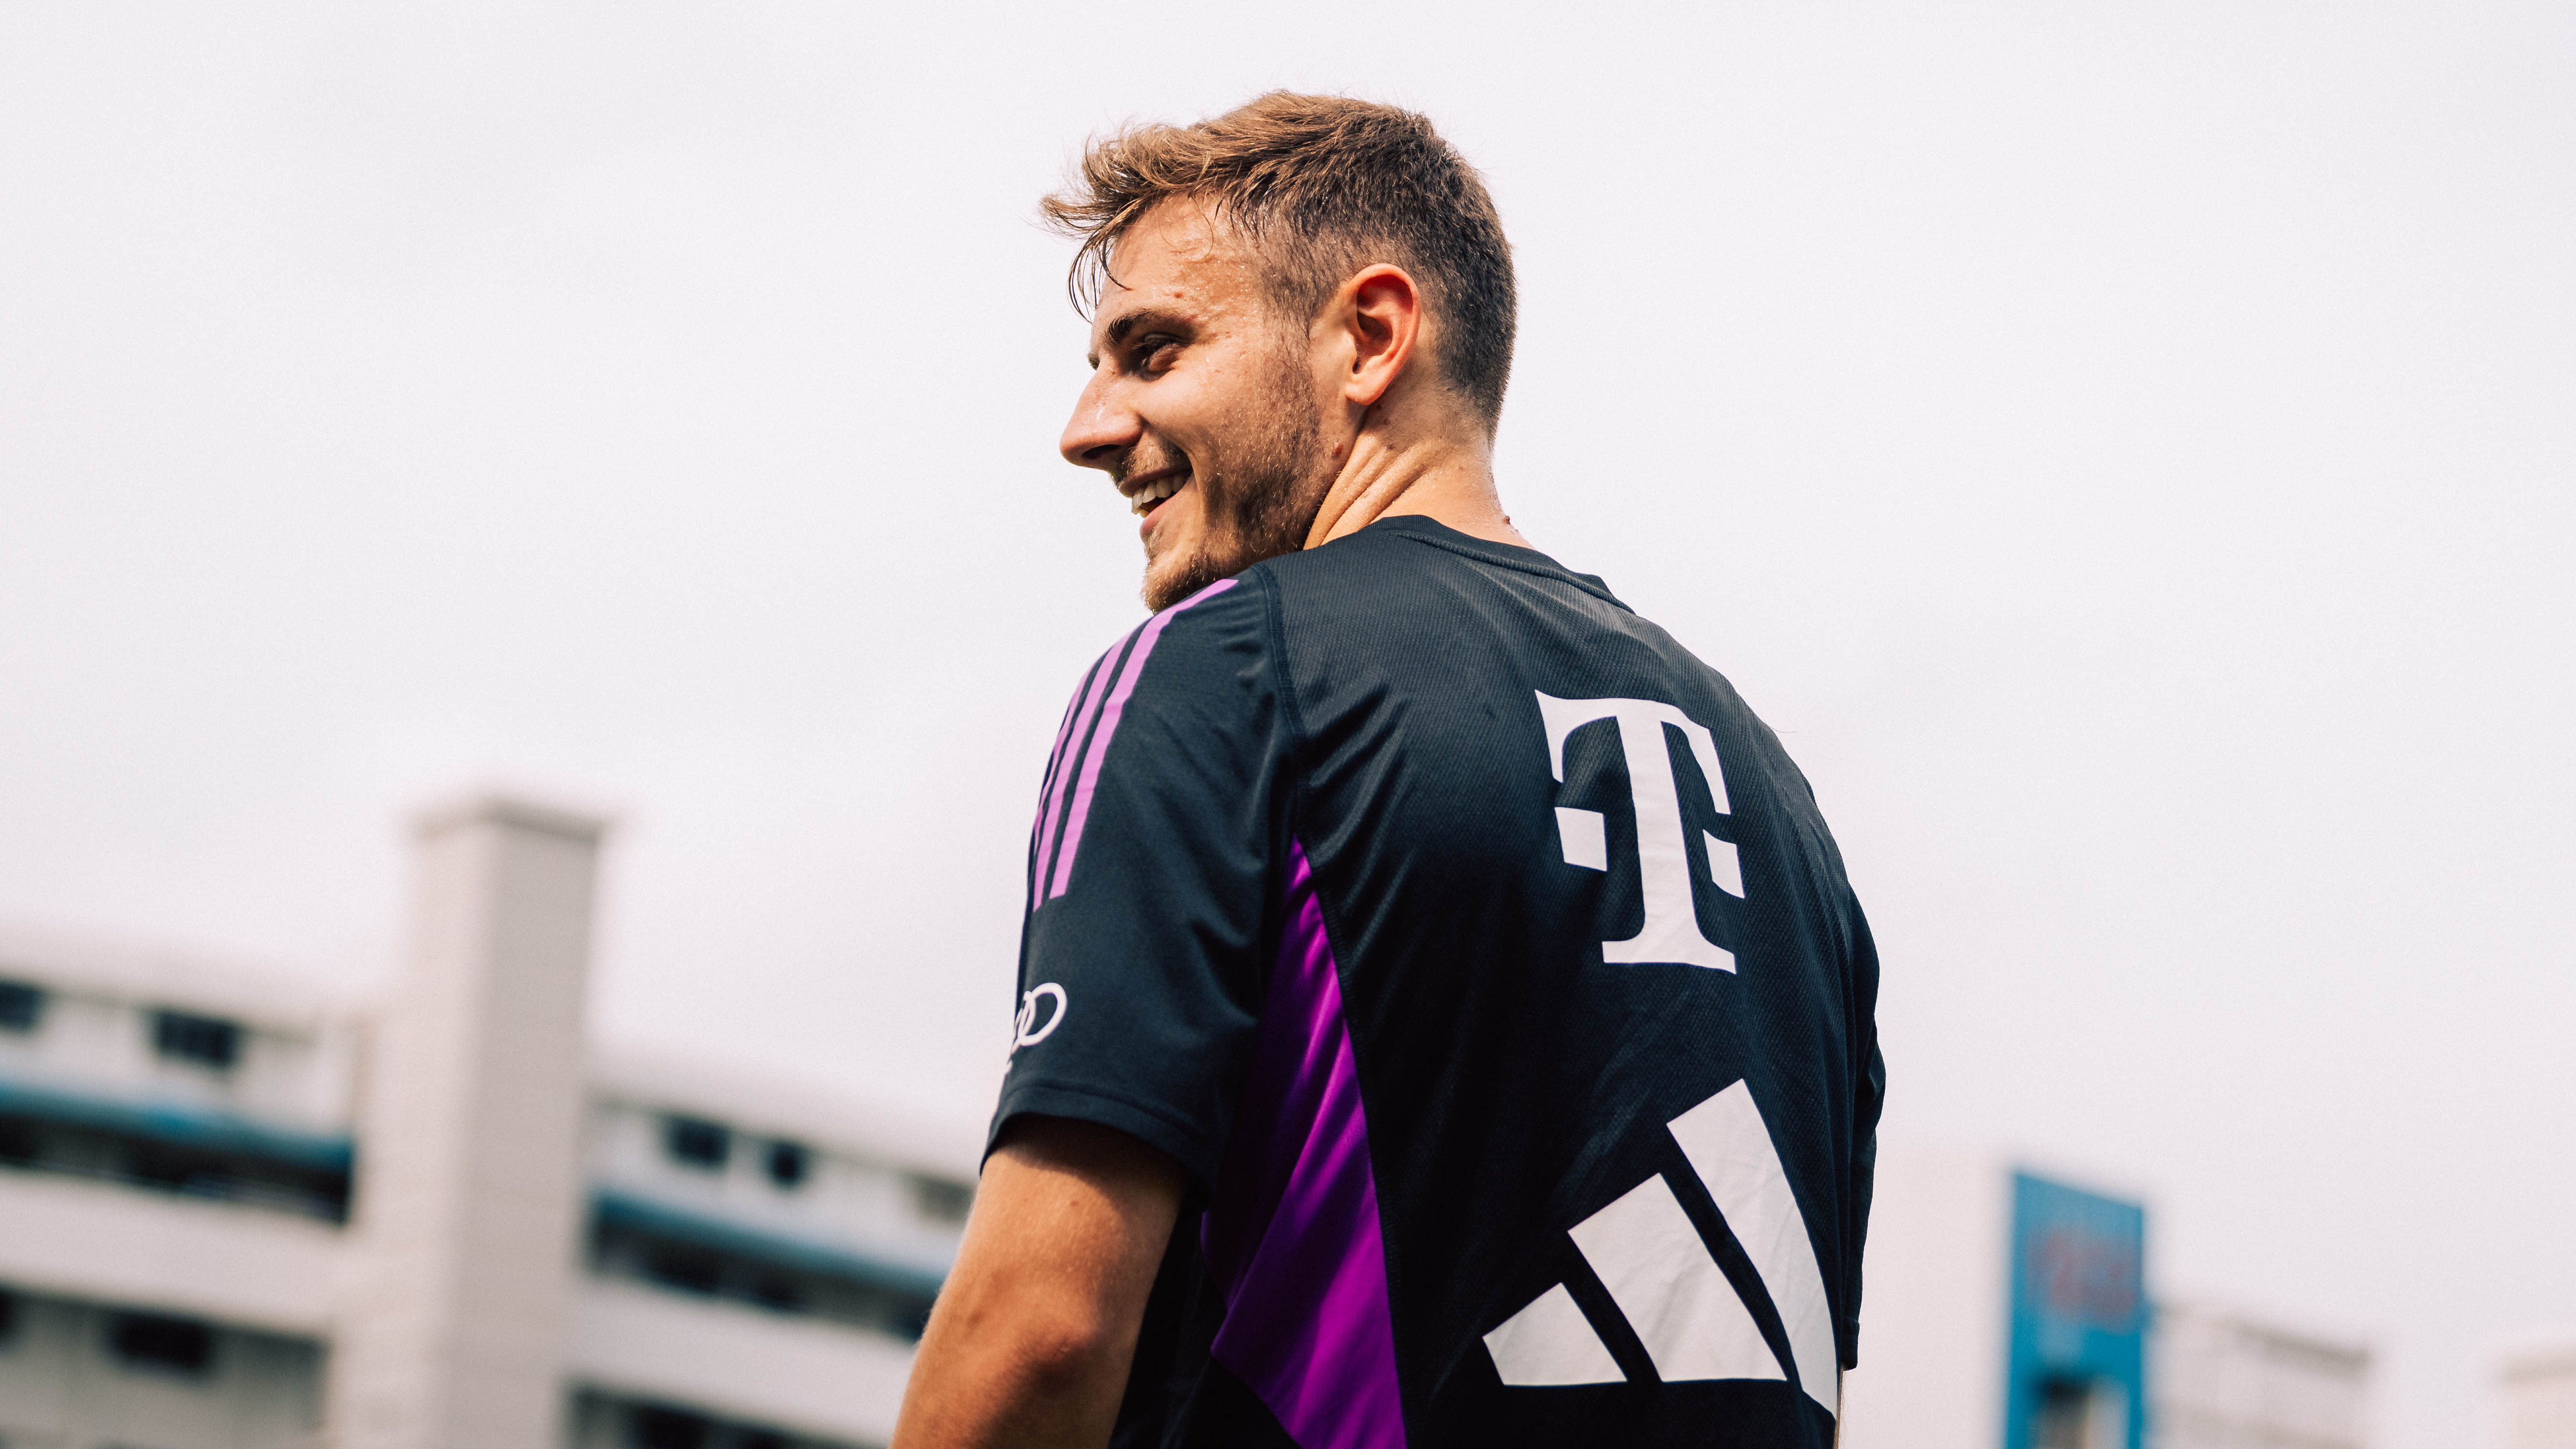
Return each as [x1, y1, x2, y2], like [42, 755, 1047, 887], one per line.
[1138, 341, 1180, 375]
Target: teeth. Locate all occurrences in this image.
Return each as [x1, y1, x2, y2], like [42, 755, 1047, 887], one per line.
[1126, 476, 1186, 515]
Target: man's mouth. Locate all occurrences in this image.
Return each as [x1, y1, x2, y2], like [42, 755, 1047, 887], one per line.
[1124, 471, 1189, 518]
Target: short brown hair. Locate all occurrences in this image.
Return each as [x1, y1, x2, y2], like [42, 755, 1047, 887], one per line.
[1043, 92, 1517, 432]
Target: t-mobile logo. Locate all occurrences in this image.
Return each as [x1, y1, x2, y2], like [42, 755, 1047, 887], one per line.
[1536, 693, 1738, 972]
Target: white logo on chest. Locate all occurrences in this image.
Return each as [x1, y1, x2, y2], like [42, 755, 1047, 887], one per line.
[1536, 693, 1739, 971]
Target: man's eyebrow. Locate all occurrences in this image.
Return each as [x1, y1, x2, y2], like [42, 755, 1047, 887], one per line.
[1096, 308, 1190, 358]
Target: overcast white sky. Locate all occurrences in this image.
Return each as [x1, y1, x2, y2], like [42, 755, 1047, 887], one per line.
[2, 3, 2569, 1443]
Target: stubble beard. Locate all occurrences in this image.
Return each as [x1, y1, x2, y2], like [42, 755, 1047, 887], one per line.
[1141, 344, 1334, 613]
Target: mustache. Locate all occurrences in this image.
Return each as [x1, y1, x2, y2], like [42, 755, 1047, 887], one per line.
[1113, 437, 1190, 488]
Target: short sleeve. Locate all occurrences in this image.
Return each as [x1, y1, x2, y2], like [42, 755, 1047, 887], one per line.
[989, 574, 1286, 1189]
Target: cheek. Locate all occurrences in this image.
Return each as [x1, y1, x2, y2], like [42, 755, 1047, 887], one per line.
[1146, 373, 1224, 445]
[1165, 477, 1215, 535]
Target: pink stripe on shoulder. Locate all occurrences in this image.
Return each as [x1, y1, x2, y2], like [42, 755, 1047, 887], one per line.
[1030, 637, 1129, 910]
[1045, 577, 1239, 901]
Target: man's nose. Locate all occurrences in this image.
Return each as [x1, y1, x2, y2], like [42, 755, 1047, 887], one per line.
[1060, 372, 1141, 470]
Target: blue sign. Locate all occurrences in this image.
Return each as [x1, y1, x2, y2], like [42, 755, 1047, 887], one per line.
[2002, 1172, 2145, 1449]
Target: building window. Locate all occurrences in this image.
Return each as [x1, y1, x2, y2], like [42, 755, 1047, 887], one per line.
[764, 1140, 808, 1189]
[2034, 1377, 2126, 1449]
[910, 1174, 973, 1226]
[0, 980, 41, 1032]
[662, 1116, 729, 1171]
[644, 1245, 724, 1297]
[620, 1401, 804, 1449]
[749, 1275, 802, 1313]
[109, 1313, 216, 1376]
[151, 1011, 241, 1071]
[628, 1405, 712, 1449]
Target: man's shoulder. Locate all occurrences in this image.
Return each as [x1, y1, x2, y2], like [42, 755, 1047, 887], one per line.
[1063, 574, 1272, 685]
[1247, 514, 1629, 624]
[1046, 575, 1280, 752]
[1246, 518, 1824, 821]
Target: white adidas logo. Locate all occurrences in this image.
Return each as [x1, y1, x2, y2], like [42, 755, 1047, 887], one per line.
[1481, 1081, 1841, 1417]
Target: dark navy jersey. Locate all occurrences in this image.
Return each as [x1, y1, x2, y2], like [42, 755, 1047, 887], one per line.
[992, 515, 1884, 1449]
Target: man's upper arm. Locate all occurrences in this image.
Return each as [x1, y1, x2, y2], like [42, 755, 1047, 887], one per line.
[893, 1116, 1188, 1449]
[995, 576, 1285, 1188]
[919, 578, 1278, 1444]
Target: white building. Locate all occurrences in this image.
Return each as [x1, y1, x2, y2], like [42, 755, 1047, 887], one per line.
[1840, 1149, 2372, 1449]
[0, 794, 977, 1449]
[2150, 1302, 2369, 1449]
[0, 792, 2386, 1449]
[2501, 1343, 2576, 1449]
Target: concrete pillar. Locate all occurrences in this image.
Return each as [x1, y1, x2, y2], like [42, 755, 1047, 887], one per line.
[327, 794, 609, 1449]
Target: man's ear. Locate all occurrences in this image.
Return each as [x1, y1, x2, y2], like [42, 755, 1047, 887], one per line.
[1337, 264, 1425, 410]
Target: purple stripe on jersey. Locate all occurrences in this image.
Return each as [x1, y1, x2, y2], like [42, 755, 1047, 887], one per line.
[1202, 839, 1406, 1449]
[1030, 639, 1127, 910]
[1031, 657, 1093, 847]
[1040, 653, 1097, 795]
[1045, 577, 1240, 901]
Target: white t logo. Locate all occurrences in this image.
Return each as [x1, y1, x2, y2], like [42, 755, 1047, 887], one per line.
[1536, 693, 1736, 972]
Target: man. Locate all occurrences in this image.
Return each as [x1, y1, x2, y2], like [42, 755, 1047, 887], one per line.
[894, 93, 1882, 1449]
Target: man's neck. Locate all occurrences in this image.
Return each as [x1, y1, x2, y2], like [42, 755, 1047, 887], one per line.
[1304, 427, 1528, 552]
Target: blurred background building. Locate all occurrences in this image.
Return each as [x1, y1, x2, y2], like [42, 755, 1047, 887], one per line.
[1842, 1151, 2372, 1449]
[2502, 1343, 2576, 1449]
[0, 794, 977, 1449]
[2152, 1303, 2373, 1449]
[0, 791, 2400, 1449]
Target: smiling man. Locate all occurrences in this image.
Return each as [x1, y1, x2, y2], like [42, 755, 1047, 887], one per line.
[892, 94, 1883, 1449]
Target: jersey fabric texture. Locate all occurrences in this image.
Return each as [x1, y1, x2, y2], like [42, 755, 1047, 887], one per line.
[993, 515, 1884, 1449]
